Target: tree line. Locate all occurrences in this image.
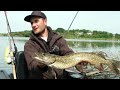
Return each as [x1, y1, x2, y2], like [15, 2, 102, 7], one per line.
[1, 28, 120, 40]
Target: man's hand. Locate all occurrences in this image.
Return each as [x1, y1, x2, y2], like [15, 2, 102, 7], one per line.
[75, 61, 89, 72]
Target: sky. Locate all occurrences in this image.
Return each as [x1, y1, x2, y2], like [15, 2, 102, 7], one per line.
[1, 11, 120, 34]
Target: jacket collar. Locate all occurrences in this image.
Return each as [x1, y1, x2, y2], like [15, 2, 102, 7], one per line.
[29, 26, 62, 51]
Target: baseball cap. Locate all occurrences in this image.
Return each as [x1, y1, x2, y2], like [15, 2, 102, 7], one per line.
[24, 11, 46, 22]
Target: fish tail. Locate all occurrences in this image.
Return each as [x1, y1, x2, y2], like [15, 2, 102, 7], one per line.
[111, 60, 120, 68]
[108, 60, 120, 75]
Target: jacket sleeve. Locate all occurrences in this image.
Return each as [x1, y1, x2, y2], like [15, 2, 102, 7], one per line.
[58, 38, 74, 56]
[24, 41, 48, 73]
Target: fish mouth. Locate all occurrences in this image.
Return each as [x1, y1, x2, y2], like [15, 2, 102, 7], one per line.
[34, 52, 56, 65]
[34, 56, 43, 61]
[34, 56, 53, 65]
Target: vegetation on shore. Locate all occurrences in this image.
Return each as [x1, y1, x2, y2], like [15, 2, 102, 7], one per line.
[1, 28, 120, 40]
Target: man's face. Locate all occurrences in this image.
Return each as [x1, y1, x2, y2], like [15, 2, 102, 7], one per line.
[30, 17, 47, 34]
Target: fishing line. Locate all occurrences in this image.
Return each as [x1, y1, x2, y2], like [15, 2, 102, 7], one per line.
[67, 11, 79, 32]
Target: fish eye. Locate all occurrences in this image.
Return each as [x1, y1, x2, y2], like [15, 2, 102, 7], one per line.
[42, 53, 45, 56]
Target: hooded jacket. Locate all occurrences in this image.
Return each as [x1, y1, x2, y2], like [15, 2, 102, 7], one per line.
[24, 26, 74, 79]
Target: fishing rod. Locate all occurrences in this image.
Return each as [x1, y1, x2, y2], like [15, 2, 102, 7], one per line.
[64, 11, 79, 38]
[4, 11, 18, 55]
[4, 11, 17, 79]
[67, 11, 79, 31]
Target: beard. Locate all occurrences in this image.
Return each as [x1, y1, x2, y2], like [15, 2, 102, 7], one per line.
[34, 25, 47, 35]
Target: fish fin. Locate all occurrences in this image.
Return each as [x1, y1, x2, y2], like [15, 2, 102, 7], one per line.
[96, 64, 104, 72]
[93, 63, 104, 73]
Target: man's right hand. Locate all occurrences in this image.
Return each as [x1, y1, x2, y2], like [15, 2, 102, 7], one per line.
[75, 61, 89, 72]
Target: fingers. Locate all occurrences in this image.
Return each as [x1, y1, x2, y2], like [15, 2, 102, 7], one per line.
[75, 64, 84, 72]
[79, 61, 88, 66]
[76, 61, 89, 73]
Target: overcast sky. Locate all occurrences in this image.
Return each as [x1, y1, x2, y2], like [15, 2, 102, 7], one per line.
[1, 11, 120, 34]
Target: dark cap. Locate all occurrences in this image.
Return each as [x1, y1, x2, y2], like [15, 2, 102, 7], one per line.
[24, 11, 47, 22]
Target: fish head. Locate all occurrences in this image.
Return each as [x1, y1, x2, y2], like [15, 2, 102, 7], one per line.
[33, 52, 56, 65]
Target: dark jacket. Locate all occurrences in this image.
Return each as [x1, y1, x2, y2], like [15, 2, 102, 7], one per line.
[24, 26, 74, 79]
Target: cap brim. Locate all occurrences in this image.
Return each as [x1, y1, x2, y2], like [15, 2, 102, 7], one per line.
[24, 15, 44, 22]
[24, 15, 34, 22]
[24, 15, 41, 22]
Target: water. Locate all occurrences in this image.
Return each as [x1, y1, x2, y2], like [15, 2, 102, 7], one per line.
[0, 36, 29, 74]
[68, 39, 120, 60]
[0, 36, 120, 77]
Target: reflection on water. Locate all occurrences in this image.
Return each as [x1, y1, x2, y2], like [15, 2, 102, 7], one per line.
[68, 40, 120, 49]
[68, 40, 120, 60]
[0, 37, 120, 76]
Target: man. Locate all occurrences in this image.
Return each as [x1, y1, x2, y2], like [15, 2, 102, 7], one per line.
[24, 11, 74, 79]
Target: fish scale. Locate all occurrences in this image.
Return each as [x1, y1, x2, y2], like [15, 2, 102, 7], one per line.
[34, 52, 120, 75]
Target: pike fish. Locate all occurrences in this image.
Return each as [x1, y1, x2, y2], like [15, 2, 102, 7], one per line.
[33, 52, 120, 75]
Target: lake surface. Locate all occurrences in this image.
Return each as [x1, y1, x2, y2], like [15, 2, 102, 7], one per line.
[1, 36, 120, 75]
